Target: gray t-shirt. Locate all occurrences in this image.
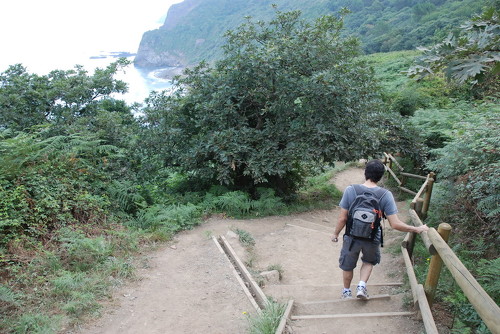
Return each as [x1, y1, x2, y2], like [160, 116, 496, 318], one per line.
[339, 185, 398, 215]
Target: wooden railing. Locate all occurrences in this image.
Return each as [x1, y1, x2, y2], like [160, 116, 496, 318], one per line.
[382, 153, 500, 334]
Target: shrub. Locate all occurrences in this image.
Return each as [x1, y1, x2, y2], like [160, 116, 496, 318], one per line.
[391, 88, 431, 116]
[58, 229, 113, 271]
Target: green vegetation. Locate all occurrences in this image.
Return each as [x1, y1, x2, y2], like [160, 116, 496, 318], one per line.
[369, 7, 499, 333]
[407, 7, 500, 99]
[1, 4, 498, 334]
[136, 0, 488, 68]
[234, 228, 256, 248]
[247, 300, 287, 334]
[142, 10, 413, 196]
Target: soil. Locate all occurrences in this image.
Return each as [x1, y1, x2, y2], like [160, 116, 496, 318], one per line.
[76, 167, 444, 334]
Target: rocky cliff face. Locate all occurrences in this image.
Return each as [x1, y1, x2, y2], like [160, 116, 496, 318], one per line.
[134, 0, 201, 69]
[134, 43, 186, 69]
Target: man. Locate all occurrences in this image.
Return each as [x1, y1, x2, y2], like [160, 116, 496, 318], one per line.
[331, 159, 429, 300]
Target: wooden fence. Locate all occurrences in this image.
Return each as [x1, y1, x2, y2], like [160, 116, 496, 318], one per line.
[382, 153, 500, 334]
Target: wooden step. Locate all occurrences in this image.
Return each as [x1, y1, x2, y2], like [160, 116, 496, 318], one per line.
[290, 316, 425, 334]
[299, 293, 391, 305]
[292, 311, 417, 320]
[263, 283, 403, 303]
[294, 294, 404, 316]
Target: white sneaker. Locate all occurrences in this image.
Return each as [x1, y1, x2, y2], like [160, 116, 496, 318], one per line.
[341, 289, 353, 299]
[356, 285, 369, 300]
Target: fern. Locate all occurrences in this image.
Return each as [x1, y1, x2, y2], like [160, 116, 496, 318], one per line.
[215, 191, 252, 216]
[476, 258, 500, 303]
[107, 180, 147, 214]
[251, 188, 285, 215]
[127, 204, 201, 232]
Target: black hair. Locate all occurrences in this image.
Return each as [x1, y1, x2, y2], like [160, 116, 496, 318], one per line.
[364, 159, 385, 183]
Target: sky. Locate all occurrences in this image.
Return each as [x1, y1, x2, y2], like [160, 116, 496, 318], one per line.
[0, 0, 183, 73]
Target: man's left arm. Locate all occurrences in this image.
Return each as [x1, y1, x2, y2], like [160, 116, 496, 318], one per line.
[386, 214, 429, 234]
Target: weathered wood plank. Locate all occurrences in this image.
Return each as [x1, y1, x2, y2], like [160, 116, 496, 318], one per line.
[398, 186, 417, 196]
[384, 164, 402, 185]
[416, 284, 439, 334]
[401, 246, 418, 305]
[292, 311, 416, 320]
[300, 294, 391, 305]
[219, 236, 268, 309]
[285, 223, 333, 236]
[213, 236, 261, 312]
[275, 300, 294, 334]
[427, 228, 500, 333]
[388, 153, 404, 171]
[400, 172, 427, 180]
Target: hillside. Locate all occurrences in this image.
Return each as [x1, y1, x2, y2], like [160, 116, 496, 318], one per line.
[134, 0, 486, 71]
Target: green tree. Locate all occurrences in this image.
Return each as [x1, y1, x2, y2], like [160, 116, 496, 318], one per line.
[407, 7, 499, 97]
[142, 10, 402, 195]
[0, 59, 129, 131]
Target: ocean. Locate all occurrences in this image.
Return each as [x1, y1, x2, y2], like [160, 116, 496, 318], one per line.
[0, 52, 174, 106]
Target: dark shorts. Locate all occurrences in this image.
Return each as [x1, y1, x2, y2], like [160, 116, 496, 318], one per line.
[339, 235, 381, 271]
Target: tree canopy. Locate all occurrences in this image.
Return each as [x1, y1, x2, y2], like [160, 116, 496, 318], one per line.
[142, 10, 405, 195]
[0, 59, 129, 132]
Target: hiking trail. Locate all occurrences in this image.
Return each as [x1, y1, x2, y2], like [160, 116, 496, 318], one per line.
[77, 167, 442, 334]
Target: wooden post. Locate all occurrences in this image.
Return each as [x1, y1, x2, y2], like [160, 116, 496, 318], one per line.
[415, 198, 424, 218]
[424, 223, 452, 306]
[402, 231, 417, 259]
[427, 228, 500, 333]
[421, 172, 435, 220]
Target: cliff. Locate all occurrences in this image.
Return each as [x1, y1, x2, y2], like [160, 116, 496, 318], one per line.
[133, 0, 327, 70]
[134, 0, 485, 73]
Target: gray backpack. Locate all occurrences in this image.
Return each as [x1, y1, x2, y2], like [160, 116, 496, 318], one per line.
[346, 185, 388, 246]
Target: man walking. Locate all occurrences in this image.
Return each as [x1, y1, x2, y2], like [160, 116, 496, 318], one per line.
[331, 159, 429, 300]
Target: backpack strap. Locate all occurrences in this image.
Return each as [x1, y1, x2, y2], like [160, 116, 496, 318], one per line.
[350, 184, 388, 206]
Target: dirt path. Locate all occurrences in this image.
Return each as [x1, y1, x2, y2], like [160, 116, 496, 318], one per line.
[77, 167, 425, 334]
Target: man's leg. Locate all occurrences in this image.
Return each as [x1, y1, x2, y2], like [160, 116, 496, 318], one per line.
[357, 251, 377, 300]
[359, 262, 373, 282]
[343, 270, 354, 289]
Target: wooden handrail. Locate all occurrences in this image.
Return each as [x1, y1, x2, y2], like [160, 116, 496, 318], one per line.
[400, 172, 427, 180]
[411, 176, 429, 205]
[427, 228, 500, 333]
[383, 164, 402, 185]
[408, 209, 436, 255]
[383, 153, 500, 333]
[383, 152, 404, 171]
[388, 153, 404, 171]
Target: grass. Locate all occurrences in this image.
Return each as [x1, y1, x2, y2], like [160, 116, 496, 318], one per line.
[0, 225, 156, 333]
[247, 300, 287, 334]
[0, 161, 353, 333]
[234, 228, 256, 248]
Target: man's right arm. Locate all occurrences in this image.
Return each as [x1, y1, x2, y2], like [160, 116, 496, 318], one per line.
[332, 208, 348, 242]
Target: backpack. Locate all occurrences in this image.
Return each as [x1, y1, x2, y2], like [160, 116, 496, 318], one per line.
[346, 185, 388, 247]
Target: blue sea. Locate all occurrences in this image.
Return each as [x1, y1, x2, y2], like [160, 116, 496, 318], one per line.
[0, 52, 174, 106]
